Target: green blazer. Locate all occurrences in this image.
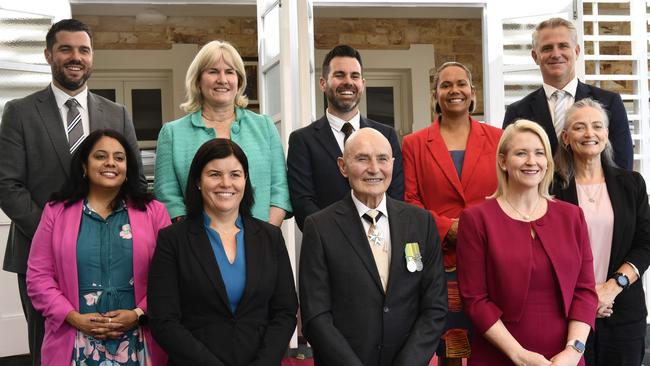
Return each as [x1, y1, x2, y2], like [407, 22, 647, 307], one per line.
[154, 107, 292, 220]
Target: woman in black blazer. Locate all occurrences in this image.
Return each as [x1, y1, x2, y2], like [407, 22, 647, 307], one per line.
[148, 138, 298, 365]
[553, 98, 650, 366]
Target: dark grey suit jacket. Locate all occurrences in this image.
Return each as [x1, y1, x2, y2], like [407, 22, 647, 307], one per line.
[287, 115, 404, 230]
[0, 85, 141, 274]
[299, 194, 447, 366]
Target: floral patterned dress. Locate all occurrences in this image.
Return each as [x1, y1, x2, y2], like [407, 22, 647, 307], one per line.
[72, 201, 149, 366]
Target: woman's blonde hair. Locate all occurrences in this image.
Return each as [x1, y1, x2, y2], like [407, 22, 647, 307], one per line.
[492, 119, 554, 199]
[432, 61, 476, 115]
[180, 40, 249, 113]
[554, 98, 616, 188]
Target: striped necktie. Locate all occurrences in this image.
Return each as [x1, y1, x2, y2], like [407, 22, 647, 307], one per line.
[65, 98, 85, 152]
[553, 90, 568, 138]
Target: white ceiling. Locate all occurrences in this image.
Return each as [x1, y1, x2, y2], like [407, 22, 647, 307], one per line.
[71, 2, 481, 19]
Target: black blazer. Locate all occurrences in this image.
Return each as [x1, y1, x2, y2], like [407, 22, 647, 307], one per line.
[299, 194, 447, 366]
[552, 164, 650, 336]
[503, 80, 633, 170]
[287, 115, 405, 230]
[148, 215, 298, 366]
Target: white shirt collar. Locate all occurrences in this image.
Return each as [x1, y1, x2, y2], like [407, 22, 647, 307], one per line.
[326, 109, 361, 132]
[350, 191, 388, 220]
[543, 77, 578, 100]
[51, 82, 89, 111]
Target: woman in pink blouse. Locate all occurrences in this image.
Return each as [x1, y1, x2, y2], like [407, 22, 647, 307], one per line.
[553, 98, 650, 366]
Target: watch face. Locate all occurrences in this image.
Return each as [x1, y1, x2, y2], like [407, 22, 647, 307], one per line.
[574, 340, 586, 353]
[616, 274, 630, 287]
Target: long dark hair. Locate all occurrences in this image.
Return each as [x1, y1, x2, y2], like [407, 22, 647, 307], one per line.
[185, 138, 255, 219]
[50, 129, 152, 210]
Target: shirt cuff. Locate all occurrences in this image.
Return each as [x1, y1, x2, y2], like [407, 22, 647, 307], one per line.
[625, 261, 641, 279]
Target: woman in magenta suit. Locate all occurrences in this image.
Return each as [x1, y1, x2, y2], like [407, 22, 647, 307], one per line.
[457, 120, 597, 366]
[27, 129, 170, 366]
[402, 61, 502, 365]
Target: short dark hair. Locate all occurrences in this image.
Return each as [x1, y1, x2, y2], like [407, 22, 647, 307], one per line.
[185, 139, 255, 219]
[46, 18, 93, 51]
[50, 129, 152, 210]
[321, 44, 363, 78]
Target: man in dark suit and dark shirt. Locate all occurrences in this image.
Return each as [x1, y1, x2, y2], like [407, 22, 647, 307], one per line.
[0, 19, 141, 365]
[299, 128, 447, 366]
[503, 17, 633, 170]
[287, 45, 404, 230]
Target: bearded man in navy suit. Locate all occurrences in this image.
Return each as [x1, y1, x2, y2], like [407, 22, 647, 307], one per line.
[287, 45, 404, 230]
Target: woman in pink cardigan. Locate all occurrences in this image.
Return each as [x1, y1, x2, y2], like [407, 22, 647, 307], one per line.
[27, 129, 170, 366]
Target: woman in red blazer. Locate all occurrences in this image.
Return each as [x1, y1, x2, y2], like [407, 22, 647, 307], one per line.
[402, 61, 502, 365]
[457, 120, 597, 366]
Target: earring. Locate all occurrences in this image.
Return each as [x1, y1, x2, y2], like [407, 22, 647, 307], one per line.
[82, 171, 87, 178]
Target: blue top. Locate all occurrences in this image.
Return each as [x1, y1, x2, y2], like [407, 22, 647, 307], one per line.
[203, 212, 246, 314]
[76, 200, 145, 362]
[154, 107, 292, 221]
[449, 150, 466, 178]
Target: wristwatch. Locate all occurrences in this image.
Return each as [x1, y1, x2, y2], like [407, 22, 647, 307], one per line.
[566, 339, 585, 354]
[612, 272, 630, 289]
[134, 308, 148, 326]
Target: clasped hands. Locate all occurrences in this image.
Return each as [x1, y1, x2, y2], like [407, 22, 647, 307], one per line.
[513, 346, 582, 366]
[596, 280, 621, 318]
[66, 309, 138, 340]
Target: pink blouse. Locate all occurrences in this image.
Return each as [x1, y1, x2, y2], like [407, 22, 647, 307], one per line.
[577, 182, 614, 284]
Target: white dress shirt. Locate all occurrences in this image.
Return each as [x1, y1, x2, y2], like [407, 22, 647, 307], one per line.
[51, 83, 90, 139]
[326, 109, 361, 153]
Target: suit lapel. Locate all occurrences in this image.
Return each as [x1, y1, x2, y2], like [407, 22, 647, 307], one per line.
[386, 197, 407, 295]
[425, 122, 464, 197]
[87, 92, 104, 131]
[574, 80, 592, 102]
[37, 87, 71, 176]
[313, 116, 343, 160]
[235, 216, 263, 313]
[460, 118, 486, 192]
[530, 88, 559, 148]
[187, 218, 232, 313]
[603, 165, 626, 269]
[333, 195, 384, 293]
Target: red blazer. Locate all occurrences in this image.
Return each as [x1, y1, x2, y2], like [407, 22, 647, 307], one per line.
[402, 117, 502, 239]
[456, 199, 597, 335]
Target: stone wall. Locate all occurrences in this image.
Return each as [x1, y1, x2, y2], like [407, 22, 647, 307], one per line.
[75, 14, 484, 115]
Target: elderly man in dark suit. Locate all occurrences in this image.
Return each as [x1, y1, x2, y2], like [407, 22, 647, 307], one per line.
[299, 128, 447, 366]
[0, 19, 141, 365]
[287, 45, 404, 230]
[503, 17, 633, 170]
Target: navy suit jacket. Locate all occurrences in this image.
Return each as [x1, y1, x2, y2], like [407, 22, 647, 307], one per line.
[287, 115, 404, 230]
[299, 194, 447, 366]
[503, 80, 633, 170]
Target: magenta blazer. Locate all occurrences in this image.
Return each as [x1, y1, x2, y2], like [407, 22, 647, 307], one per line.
[457, 199, 597, 334]
[27, 199, 170, 366]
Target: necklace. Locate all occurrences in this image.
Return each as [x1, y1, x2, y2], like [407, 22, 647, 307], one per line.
[504, 195, 542, 221]
[578, 182, 603, 204]
[202, 110, 235, 123]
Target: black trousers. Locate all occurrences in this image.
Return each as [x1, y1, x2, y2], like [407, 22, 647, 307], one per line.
[585, 317, 645, 366]
[17, 273, 44, 366]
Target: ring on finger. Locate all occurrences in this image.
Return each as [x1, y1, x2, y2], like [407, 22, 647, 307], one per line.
[109, 318, 112, 323]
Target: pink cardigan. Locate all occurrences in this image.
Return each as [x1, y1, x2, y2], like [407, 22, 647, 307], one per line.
[27, 199, 170, 366]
